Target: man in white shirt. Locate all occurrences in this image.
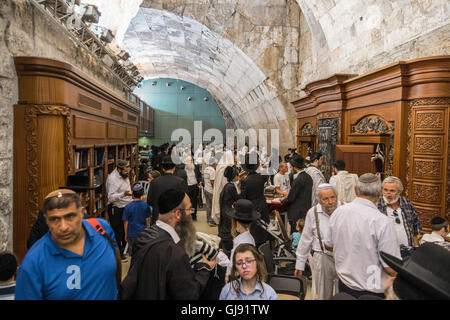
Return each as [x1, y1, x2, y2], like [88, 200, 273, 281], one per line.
[106, 159, 133, 260]
[329, 160, 358, 203]
[420, 217, 448, 245]
[294, 184, 339, 300]
[203, 158, 217, 226]
[324, 173, 400, 299]
[185, 155, 202, 221]
[273, 162, 290, 196]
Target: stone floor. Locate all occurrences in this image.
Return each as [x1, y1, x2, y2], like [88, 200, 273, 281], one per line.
[120, 208, 312, 300]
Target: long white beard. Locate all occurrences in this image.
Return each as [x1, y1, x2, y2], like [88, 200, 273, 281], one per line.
[383, 195, 400, 205]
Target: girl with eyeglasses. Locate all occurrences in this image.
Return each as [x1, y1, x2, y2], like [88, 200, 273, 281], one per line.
[219, 243, 278, 300]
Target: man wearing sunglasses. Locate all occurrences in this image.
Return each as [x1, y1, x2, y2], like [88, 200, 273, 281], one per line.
[377, 176, 422, 258]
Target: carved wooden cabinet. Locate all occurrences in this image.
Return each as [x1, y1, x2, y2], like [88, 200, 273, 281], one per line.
[13, 57, 140, 261]
[292, 56, 450, 231]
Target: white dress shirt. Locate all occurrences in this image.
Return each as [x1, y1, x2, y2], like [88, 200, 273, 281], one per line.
[106, 168, 132, 208]
[203, 166, 216, 193]
[186, 167, 198, 186]
[324, 197, 401, 293]
[295, 204, 332, 271]
[155, 220, 180, 244]
[274, 173, 290, 193]
[420, 232, 445, 245]
[386, 207, 409, 247]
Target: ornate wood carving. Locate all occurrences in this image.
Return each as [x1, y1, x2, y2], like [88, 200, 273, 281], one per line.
[318, 117, 339, 181]
[447, 127, 450, 220]
[413, 182, 441, 204]
[351, 115, 391, 134]
[414, 206, 441, 229]
[409, 97, 450, 107]
[25, 105, 71, 225]
[414, 136, 443, 154]
[415, 111, 445, 130]
[413, 159, 442, 179]
[301, 123, 316, 136]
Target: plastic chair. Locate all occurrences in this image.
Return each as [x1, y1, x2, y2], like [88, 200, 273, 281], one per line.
[267, 274, 307, 300]
[138, 180, 150, 195]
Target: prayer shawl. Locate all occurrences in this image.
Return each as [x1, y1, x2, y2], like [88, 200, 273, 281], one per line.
[211, 150, 234, 223]
[333, 171, 358, 203]
[189, 232, 221, 267]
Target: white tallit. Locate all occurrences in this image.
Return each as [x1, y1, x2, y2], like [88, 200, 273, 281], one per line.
[333, 171, 358, 203]
[211, 150, 234, 223]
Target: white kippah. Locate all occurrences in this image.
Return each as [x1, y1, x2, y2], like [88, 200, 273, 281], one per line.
[317, 183, 334, 191]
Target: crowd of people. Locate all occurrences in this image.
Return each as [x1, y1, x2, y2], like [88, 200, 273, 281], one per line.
[1, 142, 450, 301]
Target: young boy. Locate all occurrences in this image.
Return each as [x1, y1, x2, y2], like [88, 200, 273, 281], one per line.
[291, 218, 305, 250]
[122, 184, 152, 256]
[0, 252, 18, 300]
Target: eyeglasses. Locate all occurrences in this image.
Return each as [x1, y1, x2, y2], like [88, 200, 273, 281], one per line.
[180, 208, 195, 214]
[392, 210, 400, 224]
[235, 259, 256, 268]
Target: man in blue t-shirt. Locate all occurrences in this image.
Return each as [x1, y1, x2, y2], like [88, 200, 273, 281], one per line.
[15, 189, 119, 300]
[123, 184, 152, 256]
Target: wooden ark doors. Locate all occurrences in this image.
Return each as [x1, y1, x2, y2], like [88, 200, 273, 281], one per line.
[13, 105, 70, 261]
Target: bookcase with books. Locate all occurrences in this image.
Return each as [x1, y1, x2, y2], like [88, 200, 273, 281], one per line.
[13, 57, 140, 261]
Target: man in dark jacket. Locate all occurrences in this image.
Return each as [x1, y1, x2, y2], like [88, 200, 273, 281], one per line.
[147, 155, 188, 225]
[240, 152, 270, 246]
[281, 154, 313, 234]
[119, 189, 216, 300]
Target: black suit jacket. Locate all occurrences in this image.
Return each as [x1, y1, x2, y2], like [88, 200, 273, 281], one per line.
[281, 171, 313, 222]
[147, 173, 188, 224]
[240, 172, 269, 221]
[240, 171, 270, 246]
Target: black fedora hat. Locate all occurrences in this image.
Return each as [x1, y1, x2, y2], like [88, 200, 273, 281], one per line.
[290, 154, 305, 169]
[226, 199, 260, 221]
[241, 152, 259, 172]
[380, 242, 450, 299]
[61, 175, 99, 191]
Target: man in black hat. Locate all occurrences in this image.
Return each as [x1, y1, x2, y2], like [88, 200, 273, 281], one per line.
[281, 154, 313, 234]
[240, 152, 270, 247]
[26, 175, 97, 249]
[120, 189, 216, 300]
[147, 155, 188, 225]
[381, 242, 450, 299]
[420, 216, 448, 245]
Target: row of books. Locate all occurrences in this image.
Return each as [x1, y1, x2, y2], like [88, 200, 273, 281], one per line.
[74, 150, 90, 170]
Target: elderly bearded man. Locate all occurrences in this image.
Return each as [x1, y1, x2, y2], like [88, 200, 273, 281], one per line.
[324, 173, 401, 299]
[294, 184, 340, 300]
[120, 189, 216, 300]
[377, 176, 422, 258]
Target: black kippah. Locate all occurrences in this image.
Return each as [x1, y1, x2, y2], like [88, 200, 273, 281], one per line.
[158, 189, 185, 214]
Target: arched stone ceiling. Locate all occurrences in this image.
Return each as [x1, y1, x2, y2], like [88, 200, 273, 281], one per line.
[296, 0, 450, 83]
[85, 0, 449, 149]
[116, 0, 302, 151]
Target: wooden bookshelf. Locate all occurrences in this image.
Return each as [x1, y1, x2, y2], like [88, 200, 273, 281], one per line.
[13, 57, 140, 261]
